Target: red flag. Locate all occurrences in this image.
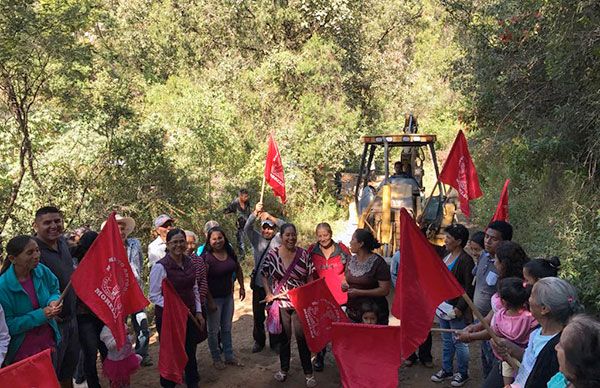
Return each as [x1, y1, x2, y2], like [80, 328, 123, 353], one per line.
[287, 278, 349, 353]
[438, 130, 483, 217]
[491, 179, 510, 222]
[391, 208, 464, 359]
[0, 349, 59, 388]
[332, 322, 402, 388]
[71, 212, 148, 349]
[158, 279, 189, 384]
[264, 133, 287, 203]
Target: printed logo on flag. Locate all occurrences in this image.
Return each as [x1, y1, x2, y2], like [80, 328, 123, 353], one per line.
[457, 156, 468, 200]
[303, 298, 347, 339]
[97, 256, 132, 320]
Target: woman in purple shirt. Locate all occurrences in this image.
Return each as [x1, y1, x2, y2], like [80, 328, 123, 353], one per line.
[203, 226, 245, 369]
[0, 235, 62, 365]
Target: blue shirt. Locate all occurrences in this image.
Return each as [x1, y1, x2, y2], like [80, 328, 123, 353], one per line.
[513, 327, 559, 387]
[390, 251, 400, 287]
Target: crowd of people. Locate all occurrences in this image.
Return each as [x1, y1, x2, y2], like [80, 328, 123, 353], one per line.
[0, 190, 598, 388]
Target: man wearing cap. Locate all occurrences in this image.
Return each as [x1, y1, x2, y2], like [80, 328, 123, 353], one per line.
[103, 214, 153, 367]
[33, 206, 79, 388]
[243, 202, 284, 353]
[148, 214, 174, 268]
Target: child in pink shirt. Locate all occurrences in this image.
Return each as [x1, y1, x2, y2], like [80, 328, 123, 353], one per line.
[491, 277, 539, 385]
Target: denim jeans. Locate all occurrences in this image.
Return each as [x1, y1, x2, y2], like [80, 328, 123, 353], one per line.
[480, 339, 495, 378]
[207, 295, 235, 361]
[439, 317, 469, 376]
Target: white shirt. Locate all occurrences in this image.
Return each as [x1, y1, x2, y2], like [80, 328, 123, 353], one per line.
[511, 327, 558, 387]
[147, 237, 166, 268]
[100, 325, 136, 361]
[148, 263, 202, 313]
[0, 304, 10, 366]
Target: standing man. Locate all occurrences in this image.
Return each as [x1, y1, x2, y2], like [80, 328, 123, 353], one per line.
[471, 220, 513, 378]
[244, 202, 284, 353]
[33, 206, 79, 388]
[147, 214, 174, 268]
[223, 188, 251, 256]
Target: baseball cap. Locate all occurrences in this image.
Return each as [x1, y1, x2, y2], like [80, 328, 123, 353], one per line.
[154, 214, 174, 228]
[261, 220, 275, 228]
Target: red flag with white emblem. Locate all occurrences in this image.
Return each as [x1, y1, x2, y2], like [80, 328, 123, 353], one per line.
[491, 179, 510, 222]
[438, 130, 483, 217]
[264, 133, 287, 204]
[72, 212, 148, 349]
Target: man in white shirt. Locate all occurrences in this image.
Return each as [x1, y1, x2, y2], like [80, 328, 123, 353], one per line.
[147, 214, 174, 268]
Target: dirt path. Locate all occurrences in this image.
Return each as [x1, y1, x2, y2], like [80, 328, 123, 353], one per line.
[76, 286, 483, 387]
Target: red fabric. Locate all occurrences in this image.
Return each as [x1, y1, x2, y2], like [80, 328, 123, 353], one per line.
[0, 348, 59, 388]
[438, 130, 483, 217]
[332, 322, 402, 388]
[308, 242, 350, 305]
[158, 279, 189, 384]
[491, 179, 510, 222]
[71, 212, 148, 349]
[391, 208, 465, 359]
[287, 278, 349, 353]
[264, 133, 287, 203]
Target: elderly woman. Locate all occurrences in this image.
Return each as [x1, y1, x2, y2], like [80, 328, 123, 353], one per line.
[261, 223, 317, 387]
[483, 277, 583, 388]
[203, 226, 245, 369]
[549, 314, 600, 388]
[307, 222, 350, 371]
[342, 229, 391, 325]
[0, 235, 62, 365]
[149, 229, 205, 388]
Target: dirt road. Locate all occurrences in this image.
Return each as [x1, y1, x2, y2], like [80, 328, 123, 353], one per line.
[76, 286, 483, 387]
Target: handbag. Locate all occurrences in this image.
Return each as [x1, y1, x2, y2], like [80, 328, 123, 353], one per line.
[265, 248, 302, 335]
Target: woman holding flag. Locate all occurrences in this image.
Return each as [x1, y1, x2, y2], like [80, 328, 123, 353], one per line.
[261, 223, 317, 387]
[0, 235, 62, 366]
[307, 222, 350, 372]
[149, 229, 205, 388]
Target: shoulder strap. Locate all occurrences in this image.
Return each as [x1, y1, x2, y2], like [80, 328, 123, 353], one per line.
[255, 238, 273, 275]
[275, 248, 302, 294]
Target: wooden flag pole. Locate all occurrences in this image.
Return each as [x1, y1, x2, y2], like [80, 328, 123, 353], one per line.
[260, 174, 266, 204]
[430, 327, 462, 334]
[56, 281, 72, 306]
[187, 310, 204, 331]
[460, 292, 521, 370]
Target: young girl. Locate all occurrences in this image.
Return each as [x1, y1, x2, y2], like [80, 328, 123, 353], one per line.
[100, 323, 142, 388]
[522, 256, 560, 286]
[492, 278, 539, 385]
[361, 301, 379, 325]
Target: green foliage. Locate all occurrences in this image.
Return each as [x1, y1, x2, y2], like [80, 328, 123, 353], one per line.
[446, 0, 600, 310]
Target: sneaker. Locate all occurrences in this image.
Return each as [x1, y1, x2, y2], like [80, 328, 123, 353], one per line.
[431, 369, 453, 383]
[422, 361, 434, 368]
[305, 375, 317, 387]
[450, 372, 470, 387]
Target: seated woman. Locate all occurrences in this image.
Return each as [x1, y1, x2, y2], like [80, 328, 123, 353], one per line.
[342, 229, 391, 325]
[0, 235, 61, 366]
[261, 223, 317, 387]
[549, 314, 600, 388]
[485, 277, 583, 388]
